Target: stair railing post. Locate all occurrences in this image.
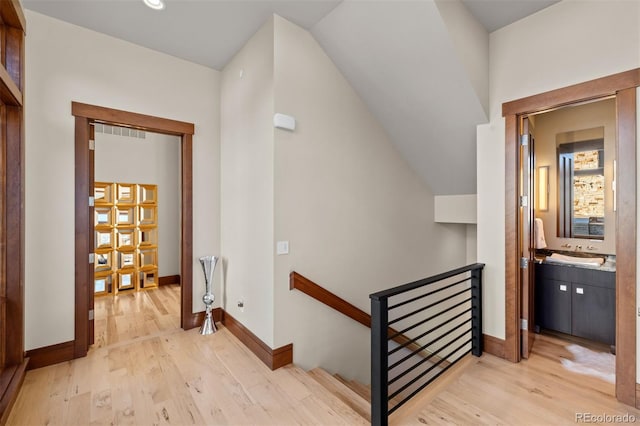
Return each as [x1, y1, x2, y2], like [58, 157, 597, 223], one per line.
[370, 295, 388, 426]
[471, 266, 483, 357]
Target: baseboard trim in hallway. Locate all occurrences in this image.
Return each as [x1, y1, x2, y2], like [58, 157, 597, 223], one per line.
[185, 307, 223, 330]
[158, 275, 181, 286]
[24, 304, 294, 374]
[483, 334, 506, 359]
[221, 310, 293, 370]
[24, 340, 75, 370]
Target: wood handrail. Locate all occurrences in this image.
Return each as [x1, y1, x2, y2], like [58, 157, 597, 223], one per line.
[290, 272, 371, 328]
[290, 271, 453, 367]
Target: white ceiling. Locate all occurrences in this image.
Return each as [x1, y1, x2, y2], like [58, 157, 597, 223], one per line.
[22, 0, 560, 194]
[22, 0, 343, 70]
[461, 0, 560, 32]
[22, 0, 559, 70]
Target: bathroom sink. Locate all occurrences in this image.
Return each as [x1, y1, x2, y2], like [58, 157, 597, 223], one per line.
[546, 253, 605, 267]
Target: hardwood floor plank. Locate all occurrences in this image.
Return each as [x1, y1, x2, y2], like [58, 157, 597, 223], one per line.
[12, 285, 636, 425]
[397, 336, 640, 425]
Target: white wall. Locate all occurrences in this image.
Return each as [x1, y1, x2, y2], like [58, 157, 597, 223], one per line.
[272, 16, 467, 383]
[477, 0, 639, 341]
[25, 10, 221, 350]
[466, 225, 477, 264]
[220, 18, 275, 346]
[94, 130, 181, 276]
[435, 194, 477, 224]
[434, 0, 488, 117]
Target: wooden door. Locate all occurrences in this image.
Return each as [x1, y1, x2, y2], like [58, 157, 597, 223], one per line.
[520, 117, 535, 359]
[89, 124, 95, 345]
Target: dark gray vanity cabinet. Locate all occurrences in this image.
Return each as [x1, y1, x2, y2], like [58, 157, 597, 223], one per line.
[535, 262, 615, 345]
[536, 277, 571, 334]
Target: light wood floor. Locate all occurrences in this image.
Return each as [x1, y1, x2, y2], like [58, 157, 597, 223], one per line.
[8, 286, 367, 426]
[393, 334, 639, 425]
[93, 284, 182, 348]
[8, 286, 640, 425]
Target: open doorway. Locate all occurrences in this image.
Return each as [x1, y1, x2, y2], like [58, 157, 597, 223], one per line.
[92, 124, 182, 346]
[503, 69, 638, 406]
[72, 102, 197, 359]
[521, 97, 618, 383]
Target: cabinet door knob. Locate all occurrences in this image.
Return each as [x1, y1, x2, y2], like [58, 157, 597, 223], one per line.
[576, 287, 584, 294]
[559, 285, 567, 291]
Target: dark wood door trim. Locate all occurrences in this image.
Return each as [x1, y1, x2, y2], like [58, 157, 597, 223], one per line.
[615, 88, 636, 406]
[73, 116, 91, 358]
[503, 68, 640, 116]
[71, 102, 194, 136]
[504, 113, 519, 363]
[503, 69, 638, 406]
[73, 102, 196, 359]
[181, 133, 193, 331]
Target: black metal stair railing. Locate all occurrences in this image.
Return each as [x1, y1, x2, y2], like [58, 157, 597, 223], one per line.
[370, 263, 485, 426]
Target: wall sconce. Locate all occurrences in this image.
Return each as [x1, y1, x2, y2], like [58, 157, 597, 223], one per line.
[537, 166, 549, 211]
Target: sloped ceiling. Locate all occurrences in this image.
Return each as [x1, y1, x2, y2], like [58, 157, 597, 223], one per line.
[21, 0, 342, 70]
[311, 1, 488, 194]
[23, 0, 558, 195]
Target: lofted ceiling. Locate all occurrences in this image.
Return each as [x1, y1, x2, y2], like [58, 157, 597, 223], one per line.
[23, 0, 560, 194]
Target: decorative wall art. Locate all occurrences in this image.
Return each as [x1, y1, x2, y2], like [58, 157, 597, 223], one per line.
[94, 182, 158, 296]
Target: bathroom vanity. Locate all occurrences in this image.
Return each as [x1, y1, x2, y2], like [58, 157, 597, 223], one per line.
[535, 261, 615, 345]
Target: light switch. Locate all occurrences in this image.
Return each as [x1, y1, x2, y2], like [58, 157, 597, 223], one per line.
[276, 241, 289, 255]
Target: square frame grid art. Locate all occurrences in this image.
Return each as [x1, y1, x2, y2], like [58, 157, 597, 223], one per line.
[94, 182, 158, 296]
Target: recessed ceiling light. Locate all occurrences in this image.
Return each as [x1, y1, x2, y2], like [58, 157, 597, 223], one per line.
[143, 0, 165, 10]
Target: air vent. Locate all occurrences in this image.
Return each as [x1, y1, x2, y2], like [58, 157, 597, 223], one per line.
[94, 123, 146, 139]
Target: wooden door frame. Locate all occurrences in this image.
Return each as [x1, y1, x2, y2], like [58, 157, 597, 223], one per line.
[503, 68, 640, 406]
[72, 102, 198, 359]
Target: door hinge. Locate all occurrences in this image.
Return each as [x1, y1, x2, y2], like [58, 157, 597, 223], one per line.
[89, 253, 95, 264]
[520, 134, 529, 146]
[520, 319, 528, 330]
[520, 195, 528, 207]
[89, 196, 94, 207]
[89, 309, 94, 321]
[89, 139, 95, 150]
[520, 257, 529, 269]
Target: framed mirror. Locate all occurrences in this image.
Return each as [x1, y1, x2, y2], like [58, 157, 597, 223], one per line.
[94, 273, 112, 295]
[117, 228, 136, 248]
[138, 184, 157, 205]
[139, 226, 158, 247]
[139, 206, 156, 225]
[139, 249, 157, 268]
[95, 229, 113, 249]
[94, 182, 113, 204]
[116, 207, 135, 226]
[116, 183, 136, 204]
[117, 251, 136, 269]
[557, 127, 605, 239]
[139, 269, 157, 289]
[118, 270, 135, 290]
[95, 207, 112, 226]
[95, 251, 112, 272]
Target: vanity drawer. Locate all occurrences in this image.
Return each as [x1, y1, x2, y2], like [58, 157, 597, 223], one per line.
[536, 262, 614, 289]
